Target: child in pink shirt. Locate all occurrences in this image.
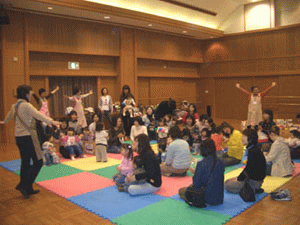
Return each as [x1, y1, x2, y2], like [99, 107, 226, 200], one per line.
[113, 144, 133, 185]
[60, 128, 85, 160]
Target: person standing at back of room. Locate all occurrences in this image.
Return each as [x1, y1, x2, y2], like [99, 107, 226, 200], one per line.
[236, 82, 276, 127]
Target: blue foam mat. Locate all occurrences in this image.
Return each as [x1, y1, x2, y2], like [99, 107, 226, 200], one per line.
[0, 159, 21, 172]
[68, 185, 166, 220]
[171, 191, 268, 217]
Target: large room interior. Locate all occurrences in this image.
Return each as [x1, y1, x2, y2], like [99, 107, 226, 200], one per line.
[1, 0, 300, 224]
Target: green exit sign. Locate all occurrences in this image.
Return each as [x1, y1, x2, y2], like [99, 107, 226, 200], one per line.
[68, 62, 79, 70]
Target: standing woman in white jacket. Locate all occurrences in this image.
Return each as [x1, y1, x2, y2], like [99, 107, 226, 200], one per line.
[98, 87, 113, 126]
[0, 85, 60, 198]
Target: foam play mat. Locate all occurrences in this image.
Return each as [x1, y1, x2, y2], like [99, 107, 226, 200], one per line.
[1, 147, 299, 225]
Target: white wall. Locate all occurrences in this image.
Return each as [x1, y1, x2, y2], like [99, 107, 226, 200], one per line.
[275, 0, 300, 26]
[219, 5, 245, 34]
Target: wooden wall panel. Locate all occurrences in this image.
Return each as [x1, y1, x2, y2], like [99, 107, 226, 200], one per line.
[27, 14, 120, 56]
[118, 28, 137, 99]
[137, 78, 150, 106]
[137, 59, 199, 78]
[136, 30, 203, 63]
[1, 11, 26, 143]
[149, 78, 197, 106]
[30, 52, 117, 76]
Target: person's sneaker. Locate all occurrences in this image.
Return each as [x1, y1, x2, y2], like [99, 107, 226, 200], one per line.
[117, 186, 126, 192]
[271, 189, 292, 201]
[255, 188, 264, 194]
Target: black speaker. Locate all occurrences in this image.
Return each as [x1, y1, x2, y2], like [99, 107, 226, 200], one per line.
[0, 15, 9, 25]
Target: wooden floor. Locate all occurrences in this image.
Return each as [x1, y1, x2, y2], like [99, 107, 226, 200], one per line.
[1, 118, 300, 225]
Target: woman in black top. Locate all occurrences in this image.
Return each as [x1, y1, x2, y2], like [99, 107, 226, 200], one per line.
[225, 128, 266, 194]
[126, 134, 162, 195]
[120, 85, 135, 136]
[107, 116, 125, 153]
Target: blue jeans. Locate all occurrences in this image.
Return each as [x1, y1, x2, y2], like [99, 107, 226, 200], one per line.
[65, 145, 82, 157]
[128, 182, 160, 196]
[44, 153, 54, 165]
[102, 110, 112, 125]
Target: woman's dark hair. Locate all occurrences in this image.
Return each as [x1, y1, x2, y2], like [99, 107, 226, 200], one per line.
[17, 85, 32, 101]
[72, 87, 80, 96]
[242, 128, 258, 146]
[290, 130, 300, 138]
[200, 139, 217, 158]
[220, 122, 234, 134]
[168, 126, 182, 139]
[38, 88, 46, 96]
[158, 118, 166, 125]
[269, 125, 280, 136]
[296, 113, 300, 119]
[212, 126, 222, 134]
[133, 156, 143, 168]
[251, 86, 258, 92]
[95, 122, 104, 132]
[69, 110, 77, 117]
[121, 143, 133, 160]
[188, 103, 198, 114]
[199, 114, 207, 122]
[185, 114, 195, 125]
[207, 118, 214, 125]
[101, 88, 108, 95]
[133, 116, 144, 126]
[201, 128, 211, 138]
[122, 85, 131, 93]
[92, 113, 100, 121]
[111, 115, 123, 128]
[67, 127, 75, 133]
[263, 109, 274, 122]
[135, 134, 155, 157]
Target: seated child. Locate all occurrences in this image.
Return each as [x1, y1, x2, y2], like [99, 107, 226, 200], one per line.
[113, 144, 133, 185]
[42, 135, 60, 165]
[148, 118, 157, 141]
[211, 126, 224, 158]
[95, 123, 108, 162]
[118, 156, 147, 192]
[285, 130, 300, 159]
[60, 128, 85, 160]
[123, 95, 136, 117]
[81, 128, 95, 155]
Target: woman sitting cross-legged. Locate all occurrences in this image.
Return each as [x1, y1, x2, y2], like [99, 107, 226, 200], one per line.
[179, 139, 224, 206]
[125, 134, 162, 195]
[225, 128, 266, 194]
[160, 126, 191, 177]
[220, 122, 244, 167]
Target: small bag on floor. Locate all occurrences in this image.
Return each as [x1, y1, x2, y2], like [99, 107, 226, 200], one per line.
[184, 185, 207, 208]
[239, 181, 256, 202]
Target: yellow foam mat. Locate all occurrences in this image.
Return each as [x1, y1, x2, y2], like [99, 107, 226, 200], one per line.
[224, 168, 244, 181]
[62, 156, 121, 171]
[225, 167, 292, 193]
[261, 176, 292, 193]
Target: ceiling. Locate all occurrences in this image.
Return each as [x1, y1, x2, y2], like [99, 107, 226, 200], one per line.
[1, 0, 265, 39]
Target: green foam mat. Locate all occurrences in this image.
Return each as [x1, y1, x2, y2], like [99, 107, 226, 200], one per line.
[113, 198, 232, 225]
[15, 164, 83, 182]
[90, 165, 119, 179]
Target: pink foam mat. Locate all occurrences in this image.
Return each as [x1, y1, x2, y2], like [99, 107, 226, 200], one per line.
[292, 163, 300, 177]
[155, 176, 193, 197]
[37, 172, 115, 198]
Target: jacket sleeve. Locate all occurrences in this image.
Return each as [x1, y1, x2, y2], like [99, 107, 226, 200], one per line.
[3, 104, 15, 124]
[265, 142, 279, 163]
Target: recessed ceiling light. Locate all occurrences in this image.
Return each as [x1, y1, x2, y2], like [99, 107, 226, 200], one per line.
[104, 16, 111, 19]
[182, 30, 187, 34]
[148, 23, 153, 27]
[48, 7, 53, 10]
